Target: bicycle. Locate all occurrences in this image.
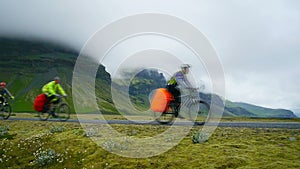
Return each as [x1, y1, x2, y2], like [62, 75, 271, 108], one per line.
[38, 95, 71, 121]
[0, 96, 12, 120]
[153, 88, 210, 125]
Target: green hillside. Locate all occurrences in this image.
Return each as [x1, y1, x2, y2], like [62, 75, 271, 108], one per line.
[0, 38, 115, 114]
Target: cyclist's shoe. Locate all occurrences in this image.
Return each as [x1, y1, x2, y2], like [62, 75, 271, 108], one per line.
[174, 108, 181, 117]
[177, 115, 185, 119]
[51, 113, 58, 118]
[174, 111, 179, 118]
[49, 108, 58, 118]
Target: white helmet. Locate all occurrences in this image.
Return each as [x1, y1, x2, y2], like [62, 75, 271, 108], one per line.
[181, 64, 191, 69]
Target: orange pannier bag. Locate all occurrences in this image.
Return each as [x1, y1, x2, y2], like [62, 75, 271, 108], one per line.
[33, 94, 47, 112]
[151, 88, 174, 112]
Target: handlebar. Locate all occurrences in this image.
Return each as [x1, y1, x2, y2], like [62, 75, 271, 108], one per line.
[54, 94, 68, 98]
[181, 87, 199, 94]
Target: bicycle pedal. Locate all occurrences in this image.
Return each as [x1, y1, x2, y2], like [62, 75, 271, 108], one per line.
[52, 114, 59, 118]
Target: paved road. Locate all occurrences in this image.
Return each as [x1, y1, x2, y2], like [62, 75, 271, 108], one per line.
[3, 117, 300, 129]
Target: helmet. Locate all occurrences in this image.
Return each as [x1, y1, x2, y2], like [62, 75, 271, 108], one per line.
[0, 82, 6, 87]
[54, 76, 60, 81]
[181, 64, 191, 69]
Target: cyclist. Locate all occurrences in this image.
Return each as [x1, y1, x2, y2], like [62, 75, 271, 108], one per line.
[0, 82, 14, 104]
[42, 77, 67, 117]
[166, 64, 193, 117]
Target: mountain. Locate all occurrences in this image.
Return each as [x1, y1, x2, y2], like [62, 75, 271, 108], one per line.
[198, 93, 296, 118]
[202, 95, 296, 118]
[231, 102, 297, 118]
[0, 38, 297, 118]
[0, 38, 115, 114]
[294, 109, 300, 118]
[128, 69, 166, 111]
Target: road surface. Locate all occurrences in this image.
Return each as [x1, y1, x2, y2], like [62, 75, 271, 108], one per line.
[3, 117, 300, 129]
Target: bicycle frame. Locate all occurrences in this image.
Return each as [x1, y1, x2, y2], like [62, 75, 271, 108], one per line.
[38, 95, 70, 121]
[177, 89, 201, 120]
[0, 96, 8, 105]
[154, 88, 210, 124]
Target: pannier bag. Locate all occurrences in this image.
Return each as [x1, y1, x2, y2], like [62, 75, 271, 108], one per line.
[33, 94, 47, 112]
[150, 88, 174, 112]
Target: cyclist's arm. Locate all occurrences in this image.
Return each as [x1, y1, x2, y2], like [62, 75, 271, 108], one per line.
[57, 84, 67, 96]
[176, 73, 193, 89]
[4, 88, 13, 98]
[183, 75, 194, 88]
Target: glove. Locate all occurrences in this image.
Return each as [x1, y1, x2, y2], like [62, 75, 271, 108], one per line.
[10, 96, 15, 100]
[63, 94, 68, 97]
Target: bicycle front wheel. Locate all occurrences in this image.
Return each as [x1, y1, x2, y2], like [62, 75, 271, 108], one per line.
[57, 103, 70, 122]
[1, 104, 11, 120]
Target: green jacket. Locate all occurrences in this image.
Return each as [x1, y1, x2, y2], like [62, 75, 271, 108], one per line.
[42, 81, 66, 96]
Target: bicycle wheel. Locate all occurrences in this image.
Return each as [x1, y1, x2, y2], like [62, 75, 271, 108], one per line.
[38, 110, 50, 121]
[1, 104, 11, 120]
[154, 102, 176, 125]
[199, 100, 210, 115]
[56, 103, 70, 122]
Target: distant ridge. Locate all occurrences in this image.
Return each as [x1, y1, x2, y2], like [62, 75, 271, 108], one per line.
[0, 38, 297, 118]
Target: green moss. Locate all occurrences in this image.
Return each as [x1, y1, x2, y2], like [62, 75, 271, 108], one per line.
[0, 120, 299, 168]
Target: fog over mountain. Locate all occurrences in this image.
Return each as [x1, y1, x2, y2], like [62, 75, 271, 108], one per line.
[1, 0, 299, 116]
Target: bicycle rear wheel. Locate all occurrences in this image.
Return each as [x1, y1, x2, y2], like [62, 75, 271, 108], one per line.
[38, 111, 50, 121]
[1, 104, 11, 120]
[153, 102, 176, 125]
[57, 103, 70, 122]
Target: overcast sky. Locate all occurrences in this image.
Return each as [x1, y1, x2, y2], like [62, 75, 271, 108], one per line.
[0, 0, 299, 116]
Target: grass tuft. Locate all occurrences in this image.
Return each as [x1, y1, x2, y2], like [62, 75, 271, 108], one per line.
[192, 131, 209, 143]
[0, 126, 9, 137]
[50, 125, 66, 133]
[33, 148, 60, 167]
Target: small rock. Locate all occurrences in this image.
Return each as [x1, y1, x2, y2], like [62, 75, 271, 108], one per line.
[289, 137, 296, 141]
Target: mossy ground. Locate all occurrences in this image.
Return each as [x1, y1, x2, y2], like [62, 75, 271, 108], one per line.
[0, 119, 299, 169]
[8, 112, 300, 122]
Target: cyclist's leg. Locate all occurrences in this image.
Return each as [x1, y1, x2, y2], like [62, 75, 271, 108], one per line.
[166, 85, 181, 117]
[51, 97, 60, 104]
[43, 95, 52, 112]
[0, 97, 3, 110]
[44, 94, 56, 113]
[50, 95, 61, 117]
[173, 88, 181, 117]
[0, 96, 4, 104]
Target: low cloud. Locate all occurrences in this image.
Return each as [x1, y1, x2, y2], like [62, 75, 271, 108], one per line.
[0, 0, 299, 111]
